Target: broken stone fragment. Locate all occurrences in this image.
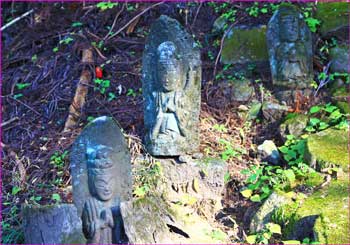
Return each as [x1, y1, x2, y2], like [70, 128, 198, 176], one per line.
[22, 204, 86, 244]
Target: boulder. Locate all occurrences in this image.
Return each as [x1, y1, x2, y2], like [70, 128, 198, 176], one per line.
[315, 2, 349, 38]
[221, 25, 268, 64]
[22, 204, 86, 244]
[257, 140, 281, 165]
[279, 114, 309, 140]
[272, 178, 350, 244]
[121, 196, 230, 244]
[249, 191, 293, 233]
[329, 45, 350, 73]
[305, 128, 348, 172]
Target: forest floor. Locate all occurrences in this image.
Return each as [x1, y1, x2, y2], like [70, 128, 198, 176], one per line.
[1, 1, 336, 244]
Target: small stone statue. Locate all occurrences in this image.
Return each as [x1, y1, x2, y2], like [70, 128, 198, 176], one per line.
[267, 4, 313, 101]
[143, 15, 201, 156]
[70, 116, 131, 244]
[82, 146, 123, 244]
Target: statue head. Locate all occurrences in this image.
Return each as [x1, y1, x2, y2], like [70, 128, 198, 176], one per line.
[86, 146, 116, 201]
[157, 41, 182, 92]
[279, 8, 299, 42]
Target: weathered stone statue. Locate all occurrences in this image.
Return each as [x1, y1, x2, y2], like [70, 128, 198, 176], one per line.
[70, 116, 131, 244]
[142, 15, 201, 156]
[267, 4, 313, 99]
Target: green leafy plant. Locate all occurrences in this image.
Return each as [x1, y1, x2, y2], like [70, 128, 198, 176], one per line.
[213, 123, 227, 133]
[241, 162, 299, 202]
[96, 2, 118, 11]
[246, 223, 281, 244]
[52, 193, 61, 203]
[71, 22, 83, 27]
[218, 139, 245, 161]
[59, 37, 74, 45]
[126, 88, 137, 97]
[279, 135, 306, 166]
[50, 150, 69, 169]
[306, 103, 348, 132]
[305, 17, 320, 32]
[15, 83, 31, 90]
[133, 161, 163, 198]
[94, 78, 110, 94]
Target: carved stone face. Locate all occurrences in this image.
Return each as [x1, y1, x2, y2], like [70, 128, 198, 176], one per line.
[89, 173, 114, 201]
[87, 146, 115, 201]
[157, 41, 181, 92]
[280, 14, 299, 42]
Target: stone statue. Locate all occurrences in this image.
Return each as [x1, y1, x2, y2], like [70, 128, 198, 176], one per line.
[70, 116, 131, 244]
[143, 15, 201, 156]
[267, 4, 313, 99]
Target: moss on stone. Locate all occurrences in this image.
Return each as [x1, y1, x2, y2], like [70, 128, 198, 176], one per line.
[272, 178, 349, 243]
[297, 178, 350, 244]
[305, 128, 349, 172]
[280, 114, 309, 138]
[336, 101, 350, 115]
[304, 172, 325, 188]
[315, 2, 349, 35]
[221, 25, 268, 64]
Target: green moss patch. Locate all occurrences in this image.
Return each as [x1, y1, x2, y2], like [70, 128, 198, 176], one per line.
[272, 178, 350, 243]
[315, 2, 349, 35]
[305, 128, 349, 172]
[221, 25, 268, 64]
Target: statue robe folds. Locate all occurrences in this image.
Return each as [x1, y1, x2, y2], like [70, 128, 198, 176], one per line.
[142, 15, 201, 156]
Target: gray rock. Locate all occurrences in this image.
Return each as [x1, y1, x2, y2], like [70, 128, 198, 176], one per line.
[159, 158, 227, 204]
[231, 79, 255, 102]
[70, 116, 132, 243]
[280, 114, 308, 140]
[120, 197, 175, 244]
[267, 4, 313, 90]
[315, 2, 349, 38]
[257, 140, 281, 165]
[262, 101, 289, 122]
[250, 192, 292, 233]
[22, 204, 86, 244]
[221, 25, 268, 64]
[142, 15, 201, 156]
[329, 45, 350, 73]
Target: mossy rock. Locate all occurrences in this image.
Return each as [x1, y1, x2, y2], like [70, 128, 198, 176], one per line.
[273, 178, 350, 243]
[22, 204, 86, 244]
[336, 101, 350, 115]
[280, 114, 309, 140]
[315, 2, 349, 36]
[221, 25, 268, 64]
[305, 128, 348, 172]
[329, 45, 350, 73]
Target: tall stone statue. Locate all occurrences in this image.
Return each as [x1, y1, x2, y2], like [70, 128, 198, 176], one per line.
[142, 15, 201, 156]
[70, 116, 131, 244]
[267, 4, 313, 101]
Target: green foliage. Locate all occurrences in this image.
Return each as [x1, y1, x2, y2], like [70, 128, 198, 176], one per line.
[241, 163, 296, 202]
[15, 83, 31, 90]
[218, 139, 246, 161]
[71, 22, 83, 27]
[206, 229, 227, 242]
[52, 193, 61, 203]
[213, 123, 227, 133]
[279, 135, 306, 166]
[305, 103, 348, 132]
[11, 186, 21, 195]
[305, 17, 320, 32]
[133, 161, 163, 198]
[94, 78, 110, 94]
[96, 2, 118, 11]
[59, 37, 74, 45]
[53, 47, 59, 52]
[126, 88, 137, 97]
[50, 150, 69, 169]
[31, 54, 37, 62]
[246, 223, 282, 244]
